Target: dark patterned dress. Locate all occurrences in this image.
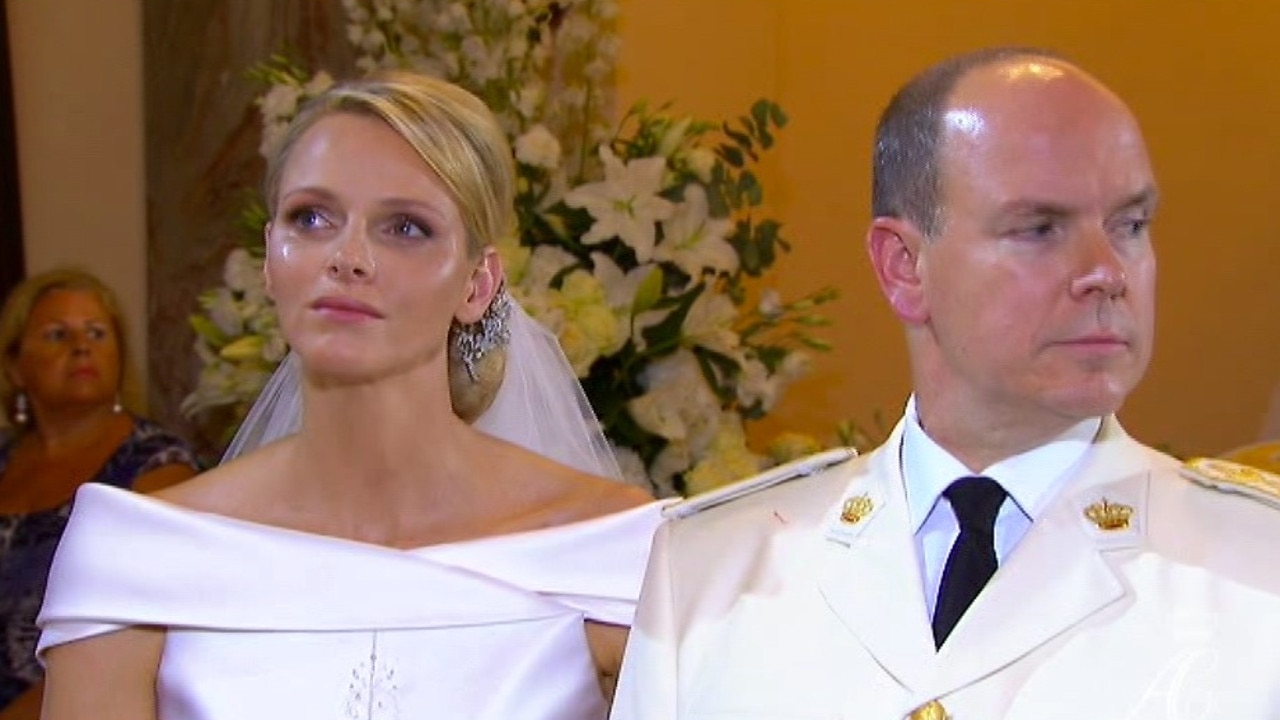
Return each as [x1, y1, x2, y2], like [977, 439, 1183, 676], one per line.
[0, 417, 197, 710]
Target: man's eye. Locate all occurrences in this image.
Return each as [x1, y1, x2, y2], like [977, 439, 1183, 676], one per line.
[1124, 219, 1150, 237]
[1014, 221, 1057, 240]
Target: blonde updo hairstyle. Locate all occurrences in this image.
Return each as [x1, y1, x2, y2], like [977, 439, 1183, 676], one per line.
[0, 267, 141, 429]
[262, 71, 517, 421]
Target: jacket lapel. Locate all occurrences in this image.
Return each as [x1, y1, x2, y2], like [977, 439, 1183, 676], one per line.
[816, 422, 940, 692]
[933, 417, 1152, 694]
[815, 416, 1156, 700]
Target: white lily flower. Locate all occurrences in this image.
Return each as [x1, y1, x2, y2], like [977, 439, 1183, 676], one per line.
[206, 289, 244, 338]
[736, 356, 780, 412]
[683, 289, 740, 356]
[590, 253, 656, 311]
[657, 117, 692, 158]
[564, 147, 674, 262]
[655, 186, 738, 278]
[628, 350, 721, 445]
[521, 245, 576, 290]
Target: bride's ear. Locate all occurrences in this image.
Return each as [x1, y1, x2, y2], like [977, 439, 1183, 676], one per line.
[456, 248, 504, 325]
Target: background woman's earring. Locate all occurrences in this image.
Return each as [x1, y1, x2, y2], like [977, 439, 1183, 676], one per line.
[13, 391, 29, 425]
[112, 394, 123, 414]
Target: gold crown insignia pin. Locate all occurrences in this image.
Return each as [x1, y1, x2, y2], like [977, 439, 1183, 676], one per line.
[1084, 497, 1133, 531]
[840, 494, 874, 525]
[909, 700, 950, 720]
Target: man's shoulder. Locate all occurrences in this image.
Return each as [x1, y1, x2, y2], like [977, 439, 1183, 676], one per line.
[1141, 451, 1280, 596]
[663, 448, 867, 543]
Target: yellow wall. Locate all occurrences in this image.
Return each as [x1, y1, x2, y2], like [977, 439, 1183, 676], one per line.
[618, 0, 1280, 457]
[9, 0, 150, 398]
[10, 1, 1278, 455]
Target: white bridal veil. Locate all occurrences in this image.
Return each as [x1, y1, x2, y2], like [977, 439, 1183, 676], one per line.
[221, 301, 626, 483]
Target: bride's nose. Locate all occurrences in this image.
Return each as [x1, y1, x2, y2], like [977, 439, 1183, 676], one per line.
[327, 230, 376, 281]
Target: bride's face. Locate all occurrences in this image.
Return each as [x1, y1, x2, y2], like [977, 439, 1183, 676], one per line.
[264, 112, 493, 385]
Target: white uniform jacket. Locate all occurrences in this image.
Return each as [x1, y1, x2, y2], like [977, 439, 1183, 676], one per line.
[611, 417, 1280, 719]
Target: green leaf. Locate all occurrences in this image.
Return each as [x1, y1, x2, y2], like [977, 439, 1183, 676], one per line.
[751, 100, 772, 132]
[640, 284, 703, 353]
[717, 144, 745, 168]
[723, 123, 754, 152]
[693, 347, 740, 405]
[769, 102, 789, 128]
[739, 171, 763, 207]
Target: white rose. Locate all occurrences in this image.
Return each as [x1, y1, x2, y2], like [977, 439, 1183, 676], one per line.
[514, 125, 562, 170]
[556, 323, 599, 377]
[223, 248, 262, 293]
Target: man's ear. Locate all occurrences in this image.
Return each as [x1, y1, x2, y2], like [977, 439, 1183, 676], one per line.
[866, 217, 929, 325]
[456, 248, 505, 325]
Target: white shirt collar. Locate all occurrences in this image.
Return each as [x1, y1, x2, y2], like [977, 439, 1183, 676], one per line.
[900, 396, 1102, 533]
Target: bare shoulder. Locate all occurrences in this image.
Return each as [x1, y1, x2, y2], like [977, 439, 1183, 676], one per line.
[488, 439, 653, 526]
[148, 440, 291, 516]
[42, 627, 163, 720]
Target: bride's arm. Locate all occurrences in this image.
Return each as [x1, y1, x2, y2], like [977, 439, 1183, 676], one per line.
[585, 621, 629, 706]
[41, 627, 163, 720]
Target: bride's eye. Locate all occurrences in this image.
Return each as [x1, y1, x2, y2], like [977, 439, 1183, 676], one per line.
[286, 207, 331, 231]
[388, 214, 431, 240]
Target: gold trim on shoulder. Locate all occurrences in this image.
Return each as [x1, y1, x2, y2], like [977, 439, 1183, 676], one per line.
[1181, 457, 1280, 511]
[840, 493, 874, 525]
[908, 699, 950, 720]
[1084, 497, 1134, 531]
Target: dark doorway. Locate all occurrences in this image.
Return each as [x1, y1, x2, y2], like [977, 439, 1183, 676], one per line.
[0, 2, 25, 301]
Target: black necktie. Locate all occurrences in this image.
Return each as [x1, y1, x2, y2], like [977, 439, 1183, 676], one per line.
[932, 475, 1007, 648]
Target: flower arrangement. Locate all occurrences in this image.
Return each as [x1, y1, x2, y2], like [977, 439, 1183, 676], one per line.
[184, 0, 837, 496]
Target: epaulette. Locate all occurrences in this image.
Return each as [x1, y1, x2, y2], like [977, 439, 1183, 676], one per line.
[1179, 457, 1280, 511]
[663, 447, 858, 520]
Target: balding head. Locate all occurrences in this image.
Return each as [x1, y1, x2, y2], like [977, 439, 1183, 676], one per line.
[872, 47, 1090, 236]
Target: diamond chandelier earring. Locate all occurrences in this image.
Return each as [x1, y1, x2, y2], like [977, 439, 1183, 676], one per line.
[452, 286, 513, 382]
[13, 391, 29, 425]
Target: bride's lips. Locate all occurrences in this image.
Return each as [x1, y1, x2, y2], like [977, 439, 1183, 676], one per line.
[310, 296, 384, 320]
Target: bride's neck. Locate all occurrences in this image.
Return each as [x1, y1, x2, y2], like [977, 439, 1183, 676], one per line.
[294, 377, 472, 492]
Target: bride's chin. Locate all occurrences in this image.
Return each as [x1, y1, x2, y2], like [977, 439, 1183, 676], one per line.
[294, 350, 391, 388]
[296, 348, 434, 391]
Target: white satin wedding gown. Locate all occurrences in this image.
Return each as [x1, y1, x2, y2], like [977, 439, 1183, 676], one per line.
[38, 484, 668, 719]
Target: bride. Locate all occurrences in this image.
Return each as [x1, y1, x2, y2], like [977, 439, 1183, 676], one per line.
[37, 71, 663, 719]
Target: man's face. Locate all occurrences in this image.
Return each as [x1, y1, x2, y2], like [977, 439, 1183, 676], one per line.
[916, 62, 1158, 427]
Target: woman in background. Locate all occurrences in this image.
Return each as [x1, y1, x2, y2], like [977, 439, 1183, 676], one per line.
[0, 268, 197, 719]
[38, 71, 663, 719]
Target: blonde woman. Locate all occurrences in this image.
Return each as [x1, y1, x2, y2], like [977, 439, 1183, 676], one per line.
[0, 268, 196, 720]
[38, 72, 662, 720]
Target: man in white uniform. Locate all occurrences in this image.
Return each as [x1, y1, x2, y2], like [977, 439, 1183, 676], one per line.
[611, 47, 1280, 719]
